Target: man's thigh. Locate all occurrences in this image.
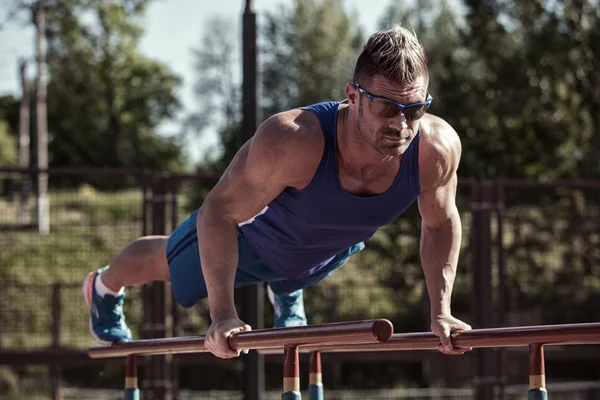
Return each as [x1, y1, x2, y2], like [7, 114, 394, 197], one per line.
[268, 242, 365, 295]
[166, 208, 278, 308]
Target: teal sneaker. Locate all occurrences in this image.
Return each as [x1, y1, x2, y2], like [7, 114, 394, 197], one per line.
[268, 286, 308, 328]
[82, 267, 132, 343]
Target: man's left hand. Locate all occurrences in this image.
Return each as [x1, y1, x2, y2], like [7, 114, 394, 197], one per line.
[431, 314, 472, 355]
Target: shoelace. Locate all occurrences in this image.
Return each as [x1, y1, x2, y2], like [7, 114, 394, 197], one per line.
[97, 296, 126, 323]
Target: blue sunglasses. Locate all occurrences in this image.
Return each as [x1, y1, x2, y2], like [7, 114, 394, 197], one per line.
[351, 82, 433, 121]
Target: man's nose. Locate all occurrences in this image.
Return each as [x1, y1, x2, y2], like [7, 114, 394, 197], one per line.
[388, 111, 409, 131]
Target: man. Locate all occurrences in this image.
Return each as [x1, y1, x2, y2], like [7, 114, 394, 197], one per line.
[83, 25, 472, 359]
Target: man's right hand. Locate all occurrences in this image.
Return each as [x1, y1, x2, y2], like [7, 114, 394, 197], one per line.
[205, 315, 252, 359]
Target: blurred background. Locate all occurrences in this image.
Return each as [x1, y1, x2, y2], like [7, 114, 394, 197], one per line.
[1, 0, 600, 399]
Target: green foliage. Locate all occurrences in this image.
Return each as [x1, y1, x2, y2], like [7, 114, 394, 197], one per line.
[436, 0, 600, 179]
[0, 188, 145, 351]
[261, 0, 363, 116]
[5, 0, 186, 173]
[183, 16, 242, 210]
[0, 96, 20, 134]
[0, 96, 20, 166]
[0, 120, 17, 165]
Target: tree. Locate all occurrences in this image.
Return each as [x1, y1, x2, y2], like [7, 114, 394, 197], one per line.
[186, 16, 242, 170]
[0, 121, 17, 166]
[0, 96, 20, 166]
[5, 0, 186, 172]
[378, 0, 462, 100]
[441, 0, 600, 180]
[260, 0, 363, 117]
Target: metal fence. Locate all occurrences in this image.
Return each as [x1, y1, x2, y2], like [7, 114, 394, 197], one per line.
[0, 167, 599, 399]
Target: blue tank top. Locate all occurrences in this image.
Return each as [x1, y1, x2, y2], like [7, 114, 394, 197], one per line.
[238, 101, 421, 279]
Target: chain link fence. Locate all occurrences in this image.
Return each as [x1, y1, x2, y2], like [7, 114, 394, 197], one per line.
[1, 168, 599, 399]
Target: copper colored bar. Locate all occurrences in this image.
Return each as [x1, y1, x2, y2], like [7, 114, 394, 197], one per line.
[283, 345, 300, 394]
[229, 319, 393, 350]
[126, 355, 137, 379]
[125, 355, 138, 389]
[310, 351, 321, 375]
[258, 322, 600, 354]
[528, 344, 544, 376]
[284, 345, 299, 378]
[89, 335, 209, 359]
[88, 319, 393, 359]
[529, 344, 546, 390]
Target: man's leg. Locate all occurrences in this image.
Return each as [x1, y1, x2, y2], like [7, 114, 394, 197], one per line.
[267, 242, 366, 328]
[267, 285, 307, 328]
[83, 235, 170, 343]
[84, 207, 284, 344]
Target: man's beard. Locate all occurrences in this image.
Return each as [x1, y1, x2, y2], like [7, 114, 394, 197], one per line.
[357, 105, 414, 157]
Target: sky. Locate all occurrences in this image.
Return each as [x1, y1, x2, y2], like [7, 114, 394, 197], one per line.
[0, 0, 391, 162]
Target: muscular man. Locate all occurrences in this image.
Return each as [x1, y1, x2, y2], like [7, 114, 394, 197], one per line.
[83, 25, 472, 359]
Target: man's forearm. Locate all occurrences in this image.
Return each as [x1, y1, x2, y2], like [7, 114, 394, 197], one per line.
[196, 205, 240, 320]
[420, 210, 462, 319]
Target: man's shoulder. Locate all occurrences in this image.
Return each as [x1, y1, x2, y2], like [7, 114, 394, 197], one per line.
[418, 114, 462, 190]
[259, 108, 325, 150]
[251, 109, 325, 181]
[420, 114, 461, 158]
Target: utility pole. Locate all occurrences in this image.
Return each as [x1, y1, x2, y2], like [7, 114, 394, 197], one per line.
[242, 1, 264, 400]
[19, 60, 31, 224]
[34, 5, 49, 235]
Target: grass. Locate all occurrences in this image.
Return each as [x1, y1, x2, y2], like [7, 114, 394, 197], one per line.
[1, 185, 599, 350]
[0, 188, 149, 350]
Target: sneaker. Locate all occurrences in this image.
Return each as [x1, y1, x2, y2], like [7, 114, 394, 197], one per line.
[82, 267, 132, 343]
[267, 286, 308, 328]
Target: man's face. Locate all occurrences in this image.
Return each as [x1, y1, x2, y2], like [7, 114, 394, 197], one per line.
[348, 74, 430, 157]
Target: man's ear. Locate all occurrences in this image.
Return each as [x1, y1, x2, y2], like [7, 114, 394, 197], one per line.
[345, 82, 357, 105]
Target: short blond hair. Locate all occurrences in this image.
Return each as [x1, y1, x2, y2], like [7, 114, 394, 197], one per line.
[353, 25, 428, 86]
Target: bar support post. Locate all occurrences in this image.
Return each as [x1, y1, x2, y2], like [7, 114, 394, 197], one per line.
[124, 355, 140, 400]
[308, 351, 323, 400]
[528, 344, 548, 400]
[282, 345, 301, 400]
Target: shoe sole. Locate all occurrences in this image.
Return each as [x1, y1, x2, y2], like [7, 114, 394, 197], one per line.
[82, 271, 113, 345]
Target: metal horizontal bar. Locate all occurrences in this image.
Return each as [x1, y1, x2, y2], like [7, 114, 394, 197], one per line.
[88, 319, 393, 359]
[258, 322, 600, 354]
[0, 166, 221, 181]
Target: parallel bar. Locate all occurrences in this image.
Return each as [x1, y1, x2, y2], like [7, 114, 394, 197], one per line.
[88, 319, 393, 359]
[259, 322, 600, 354]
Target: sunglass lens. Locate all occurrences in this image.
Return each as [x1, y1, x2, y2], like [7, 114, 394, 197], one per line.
[369, 98, 400, 118]
[404, 104, 427, 121]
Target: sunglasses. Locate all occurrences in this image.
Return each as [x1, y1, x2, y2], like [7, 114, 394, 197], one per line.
[350, 82, 433, 121]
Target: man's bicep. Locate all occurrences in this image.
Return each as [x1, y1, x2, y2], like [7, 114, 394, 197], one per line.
[418, 172, 459, 229]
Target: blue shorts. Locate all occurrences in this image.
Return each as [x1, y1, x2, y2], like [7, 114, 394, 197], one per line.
[166, 208, 364, 308]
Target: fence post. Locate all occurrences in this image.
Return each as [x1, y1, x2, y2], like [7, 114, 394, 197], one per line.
[495, 179, 507, 400]
[18, 62, 31, 225]
[50, 283, 62, 400]
[242, 2, 264, 399]
[328, 286, 342, 389]
[471, 180, 497, 400]
[142, 176, 171, 399]
[169, 179, 180, 400]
